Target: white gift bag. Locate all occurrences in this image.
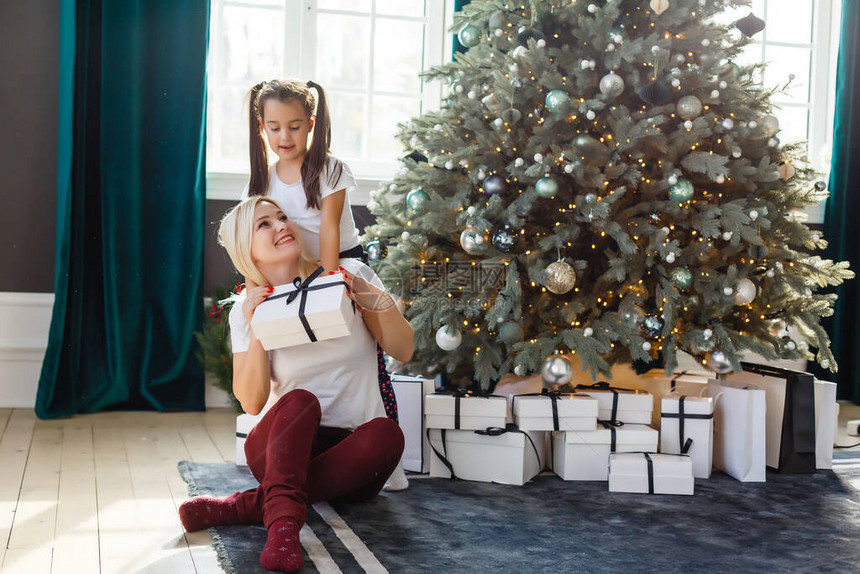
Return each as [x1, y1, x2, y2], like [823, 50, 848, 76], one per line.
[814, 379, 838, 470]
[728, 364, 816, 474]
[391, 374, 436, 473]
[707, 378, 766, 482]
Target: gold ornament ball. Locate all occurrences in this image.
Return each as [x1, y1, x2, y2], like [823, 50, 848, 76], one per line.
[544, 261, 576, 294]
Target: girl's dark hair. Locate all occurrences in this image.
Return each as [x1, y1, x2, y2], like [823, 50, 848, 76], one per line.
[247, 79, 342, 210]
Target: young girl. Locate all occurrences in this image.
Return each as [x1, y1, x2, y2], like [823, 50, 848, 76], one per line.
[240, 79, 404, 486]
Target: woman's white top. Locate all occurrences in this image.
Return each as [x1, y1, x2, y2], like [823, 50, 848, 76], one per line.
[229, 258, 386, 429]
[242, 156, 362, 261]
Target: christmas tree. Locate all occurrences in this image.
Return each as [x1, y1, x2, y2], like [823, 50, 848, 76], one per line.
[363, 0, 853, 387]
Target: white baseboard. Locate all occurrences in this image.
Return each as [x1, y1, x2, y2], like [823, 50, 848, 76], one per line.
[0, 292, 237, 410]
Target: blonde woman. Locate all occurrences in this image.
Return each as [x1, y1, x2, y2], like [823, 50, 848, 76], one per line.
[179, 196, 412, 573]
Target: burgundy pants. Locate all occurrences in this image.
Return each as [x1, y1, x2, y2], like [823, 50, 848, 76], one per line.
[230, 389, 404, 527]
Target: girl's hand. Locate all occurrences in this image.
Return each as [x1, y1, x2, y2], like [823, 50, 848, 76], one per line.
[338, 266, 395, 312]
[242, 285, 274, 323]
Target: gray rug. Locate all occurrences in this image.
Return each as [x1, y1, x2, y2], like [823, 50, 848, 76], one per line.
[179, 454, 860, 573]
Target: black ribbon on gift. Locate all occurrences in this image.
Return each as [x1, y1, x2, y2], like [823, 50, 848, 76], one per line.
[426, 423, 542, 481]
[511, 389, 587, 431]
[575, 381, 637, 426]
[265, 266, 347, 343]
[598, 419, 624, 452]
[741, 362, 816, 474]
[644, 452, 655, 494]
[432, 388, 504, 430]
[660, 395, 714, 454]
[670, 371, 689, 393]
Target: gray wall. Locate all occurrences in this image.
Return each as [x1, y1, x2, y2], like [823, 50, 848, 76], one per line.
[0, 0, 60, 293]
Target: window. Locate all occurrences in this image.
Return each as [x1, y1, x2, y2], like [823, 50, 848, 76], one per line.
[206, 0, 451, 202]
[714, 0, 842, 223]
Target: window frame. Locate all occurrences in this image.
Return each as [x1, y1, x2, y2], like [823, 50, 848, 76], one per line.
[206, 0, 455, 204]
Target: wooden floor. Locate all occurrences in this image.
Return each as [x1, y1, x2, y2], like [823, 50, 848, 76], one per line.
[0, 408, 236, 574]
[2, 403, 860, 574]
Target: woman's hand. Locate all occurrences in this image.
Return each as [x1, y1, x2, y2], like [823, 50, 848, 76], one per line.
[242, 285, 274, 323]
[338, 266, 395, 312]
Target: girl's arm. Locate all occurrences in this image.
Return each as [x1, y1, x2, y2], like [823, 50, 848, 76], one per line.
[232, 286, 274, 415]
[340, 268, 414, 363]
[319, 189, 346, 273]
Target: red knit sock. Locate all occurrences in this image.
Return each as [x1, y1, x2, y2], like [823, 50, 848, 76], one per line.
[178, 496, 240, 532]
[259, 517, 303, 572]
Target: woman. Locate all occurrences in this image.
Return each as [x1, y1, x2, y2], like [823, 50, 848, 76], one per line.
[179, 196, 412, 573]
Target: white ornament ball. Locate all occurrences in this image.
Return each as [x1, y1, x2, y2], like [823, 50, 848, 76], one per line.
[537, 39, 546, 48]
[468, 90, 477, 99]
[716, 175, 726, 184]
[445, 160, 455, 170]
[455, 85, 464, 94]
[722, 118, 735, 130]
[711, 90, 720, 99]
[642, 341, 652, 351]
[665, 252, 676, 263]
[477, 170, 486, 180]
[821, 359, 831, 369]
[734, 277, 757, 305]
[587, 4, 598, 13]
[651, 45, 661, 55]
[722, 231, 733, 241]
[703, 328, 713, 340]
[661, 227, 670, 235]
[435, 326, 463, 351]
[514, 364, 527, 376]
[401, 231, 410, 241]
[671, 79, 681, 88]
[534, 153, 544, 163]
[723, 287, 734, 296]
[583, 327, 594, 337]
[702, 39, 711, 47]
[766, 269, 775, 278]
[541, 354, 573, 385]
[586, 110, 596, 120]
[514, 158, 525, 167]
[749, 210, 759, 221]
[467, 206, 477, 216]
[606, 43, 616, 52]
[719, 80, 728, 89]
[493, 118, 504, 129]
[684, 120, 693, 130]
[668, 175, 679, 185]
[564, 163, 574, 174]
[512, 46, 527, 60]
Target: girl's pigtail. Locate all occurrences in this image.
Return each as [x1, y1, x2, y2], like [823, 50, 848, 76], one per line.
[248, 81, 269, 196]
[302, 81, 342, 210]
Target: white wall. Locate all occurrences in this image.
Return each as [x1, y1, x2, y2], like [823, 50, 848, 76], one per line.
[0, 292, 235, 410]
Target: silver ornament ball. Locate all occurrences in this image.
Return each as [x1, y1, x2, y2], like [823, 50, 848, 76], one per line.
[541, 354, 573, 386]
[544, 261, 576, 294]
[435, 326, 462, 351]
[705, 351, 734, 374]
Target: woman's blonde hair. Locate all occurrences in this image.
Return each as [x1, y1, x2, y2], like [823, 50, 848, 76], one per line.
[217, 196, 318, 288]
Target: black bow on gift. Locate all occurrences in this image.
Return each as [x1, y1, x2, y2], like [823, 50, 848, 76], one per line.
[265, 266, 348, 343]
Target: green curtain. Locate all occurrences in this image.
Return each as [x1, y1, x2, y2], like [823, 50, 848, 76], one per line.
[820, 1, 860, 403]
[452, 0, 472, 55]
[36, 0, 209, 418]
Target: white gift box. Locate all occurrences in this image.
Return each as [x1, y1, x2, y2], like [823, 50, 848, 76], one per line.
[235, 413, 262, 467]
[608, 452, 695, 495]
[814, 380, 838, 469]
[707, 378, 766, 482]
[251, 273, 356, 350]
[391, 374, 436, 473]
[576, 384, 654, 425]
[660, 396, 714, 478]
[552, 424, 658, 481]
[428, 427, 546, 485]
[424, 392, 507, 430]
[622, 370, 714, 427]
[511, 393, 599, 431]
[728, 365, 817, 473]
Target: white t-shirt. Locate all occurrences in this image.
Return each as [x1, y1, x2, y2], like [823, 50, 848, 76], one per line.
[241, 156, 362, 261]
[229, 258, 386, 429]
